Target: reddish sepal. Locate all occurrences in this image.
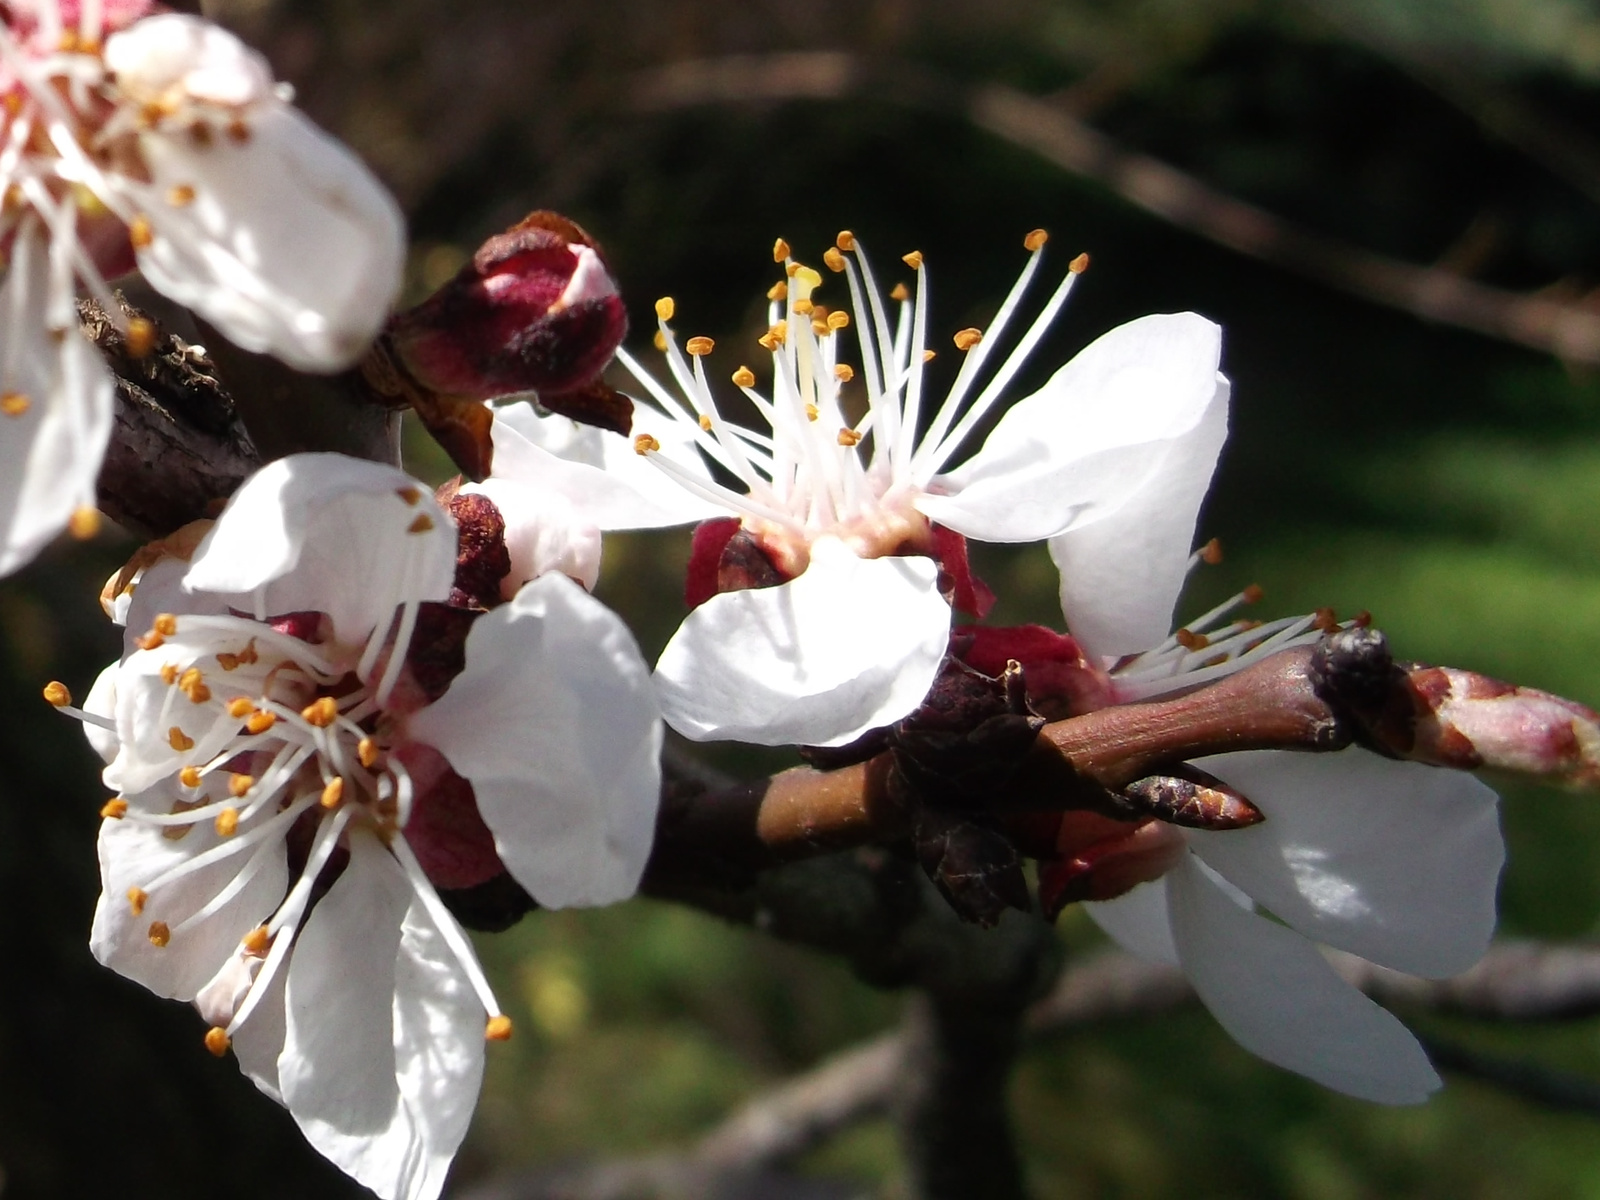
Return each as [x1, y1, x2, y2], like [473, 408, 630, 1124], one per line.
[930, 524, 994, 619]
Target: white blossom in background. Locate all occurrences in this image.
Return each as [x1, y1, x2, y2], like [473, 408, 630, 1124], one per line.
[614, 231, 1227, 747]
[1009, 369, 1506, 1103]
[58, 453, 661, 1200]
[0, 0, 405, 576]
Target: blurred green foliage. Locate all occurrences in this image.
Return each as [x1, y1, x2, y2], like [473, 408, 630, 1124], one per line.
[14, 0, 1600, 1196]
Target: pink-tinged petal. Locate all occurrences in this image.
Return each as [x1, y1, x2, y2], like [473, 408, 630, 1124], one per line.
[407, 573, 662, 908]
[105, 18, 404, 371]
[916, 313, 1222, 543]
[653, 538, 950, 747]
[279, 834, 431, 1199]
[491, 400, 718, 529]
[1167, 855, 1440, 1104]
[0, 227, 114, 577]
[1085, 879, 1179, 966]
[1186, 748, 1503, 978]
[183, 454, 455, 645]
[90, 797, 287, 1001]
[1049, 375, 1229, 657]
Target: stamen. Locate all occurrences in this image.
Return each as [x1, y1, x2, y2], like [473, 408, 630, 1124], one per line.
[127, 214, 152, 249]
[0, 391, 28, 416]
[100, 798, 127, 819]
[127, 887, 147, 916]
[214, 808, 239, 837]
[633, 434, 660, 455]
[773, 238, 790, 262]
[243, 926, 271, 956]
[890, 283, 910, 302]
[204, 1027, 231, 1057]
[655, 296, 675, 321]
[179, 766, 202, 788]
[320, 777, 344, 808]
[42, 680, 70, 707]
[168, 726, 194, 751]
[835, 364, 854, 382]
[685, 336, 714, 356]
[68, 507, 99, 539]
[246, 710, 276, 734]
[147, 921, 170, 947]
[486, 1015, 514, 1041]
[902, 251, 923, 269]
[228, 774, 253, 798]
[1024, 228, 1049, 251]
[1069, 252, 1090, 273]
[300, 697, 338, 727]
[407, 514, 434, 534]
[731, 366, 755, 388]
[823, 247, 846, 272]
[226, 697, 254, 719]
[395, 486, 422, 506]
[767, 281, 788, 301]
[357, 737, 379, 768]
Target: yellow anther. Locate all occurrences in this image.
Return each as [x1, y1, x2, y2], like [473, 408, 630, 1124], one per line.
[1200, 538, 1223, 565]
[178, 666, 204, 693]
[69, 507, 101, 540]
[902, 250, 924, 269]
[215, 654, 239, 672]
[1024, 228, 1049, 252]
[836, 230, 858, 252]
[772, 237, 791, 263]
[154, 614, 178, 637]
[166, 184, 195, 208]
[822, 247, 846, 273]
[792, 298, 814, 317]
[1069, 252, 1090, 274]
[227, 697, 254, 719]
[242, 926, 271, 956]
[320, 777, 344, 809]
[301, 696, 339, 728]
[358, 737, 380, 768]
[0, 391, 29, 417]
[922, 349, 937, 363]
[185, 681, 211, 704]
[57, 29, 79, 51]
[100, 798, 128, 819]
[407, 514, 435, 534]
[394, 485, 423, 506]
[160, 663, 179, 686]
[178, 766, 203, 789]
[204, 1027, 231, 1057]
[685, 336, 714, 356]
[826, 311, 850, 331]
[757, 321, 788, 350]
[954, 328, 983, 352]
[805, 404, 819, 422]
[834, 364, 855, 382]
[794, 265, 822, 289]
[227, 774, 253, 799]
[124, 317, 157, 358]
[812, 320, 830, 338]
[486, 1014, 514, 1041]
[699, 413, 714, 431]
[168, 726, 195, 751]
[42, 681, 71, 707]
[634, 433, 661, 456]
[246, 708, 277, 734]
[127, 887, 148, 916]
[890, 283, 910, 302]
[837, 428, 863, 447]
[766, 281, 788, 301]
[653, 330, 667, 352]
[225, 118, 251, 144]
[214, 808, 239, 837]
[1175, 629, 1209, 651]
[128, 214, 153, 250]
[1243, 583, 1266, 605]
[147, 921, 170, 947]
[654, 296, 675, 321]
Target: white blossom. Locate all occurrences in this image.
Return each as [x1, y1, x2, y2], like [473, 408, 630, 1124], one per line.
[614, 232, 1227, 746]
[66, 453, 661, 1200]
[0, 1, 404, 576]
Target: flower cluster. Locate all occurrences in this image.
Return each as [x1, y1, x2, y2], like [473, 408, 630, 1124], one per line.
[14, 31, 1579, 1184]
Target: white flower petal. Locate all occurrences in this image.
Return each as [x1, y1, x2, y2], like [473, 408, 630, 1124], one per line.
[653, 538, 950, 746]
[280, 835, 420, 1197]
[120, 555, 232, 657]
[90, 799, 288, 1001]
[0, 229, 114, 577]
[1085, 879, 1180, 966]
[124, 99, 404, 371]
[183, 454, 455, 645]
[492, 400, 717, 529]
[917, 313, 1223, 543]
[83, 662, 121, 763]
[1167, 854, 1440, 1104]
[463, 478, 601, 594]
[1186, 748, 1503, 978]
[390, 899, 487, 1199]
[1049, 374, 1229, 657]
[229, 948, 289, 1104]
[408, 573, 662, 907]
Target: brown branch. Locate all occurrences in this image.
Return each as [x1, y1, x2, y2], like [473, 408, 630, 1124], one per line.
[623, 51, 1600, 364]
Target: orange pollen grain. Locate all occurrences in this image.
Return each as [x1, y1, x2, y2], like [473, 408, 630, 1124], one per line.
[792, 298, 814, 317]
[246, 710, 277, 735]
[69, 507, 101, 540]
[805, 404, 819, 422]
[685, 336, 714, 356]
[214, 808, 239, 837]
[100, 798, 128, 819]
[42, 680, 71, 707]
[127, 887, 148, 916]
[836, 230, 857, 252]
[633, 433, 661, 456]
[320, 777, 345, 809]
[953, 328, 983, 351]
[242, 926, 272, 956]
[822, 247, 846, 273]
[731, 366, 756, 388]
[147, 921, 170, 947]
[161, 664, 179, 685]
[890, 283, 910, 302]
[766, 281, 788, 301]
[1069, 252, 1090, 274]
[166, 184, 195, 208]
[837, 428, 863, 447]
[154, 614, 178, 637]
[827, 311, 850, 331]
[168, 727, 194, 752]
[902, 250, 924, 270]
[226, 697, 254, 719]
[204, 1027, 231, 1057]
[228, 774, 253, 798]
[1024, 228, 1049, 251]
[486, 1015, 514, 1041]
[358, 737, 380, 768]
[834, 363, 855, 382]
[654, 296, 675, 321]
[178, 766, 203, 789]
[1200, 537, 1223, 564]
[301, 697, 338, 728]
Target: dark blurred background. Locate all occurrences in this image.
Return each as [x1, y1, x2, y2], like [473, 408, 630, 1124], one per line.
[9, 0, 1600, 1195]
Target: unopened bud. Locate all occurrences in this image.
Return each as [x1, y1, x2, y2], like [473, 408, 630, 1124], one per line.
[1406, 667, 1600, 787]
